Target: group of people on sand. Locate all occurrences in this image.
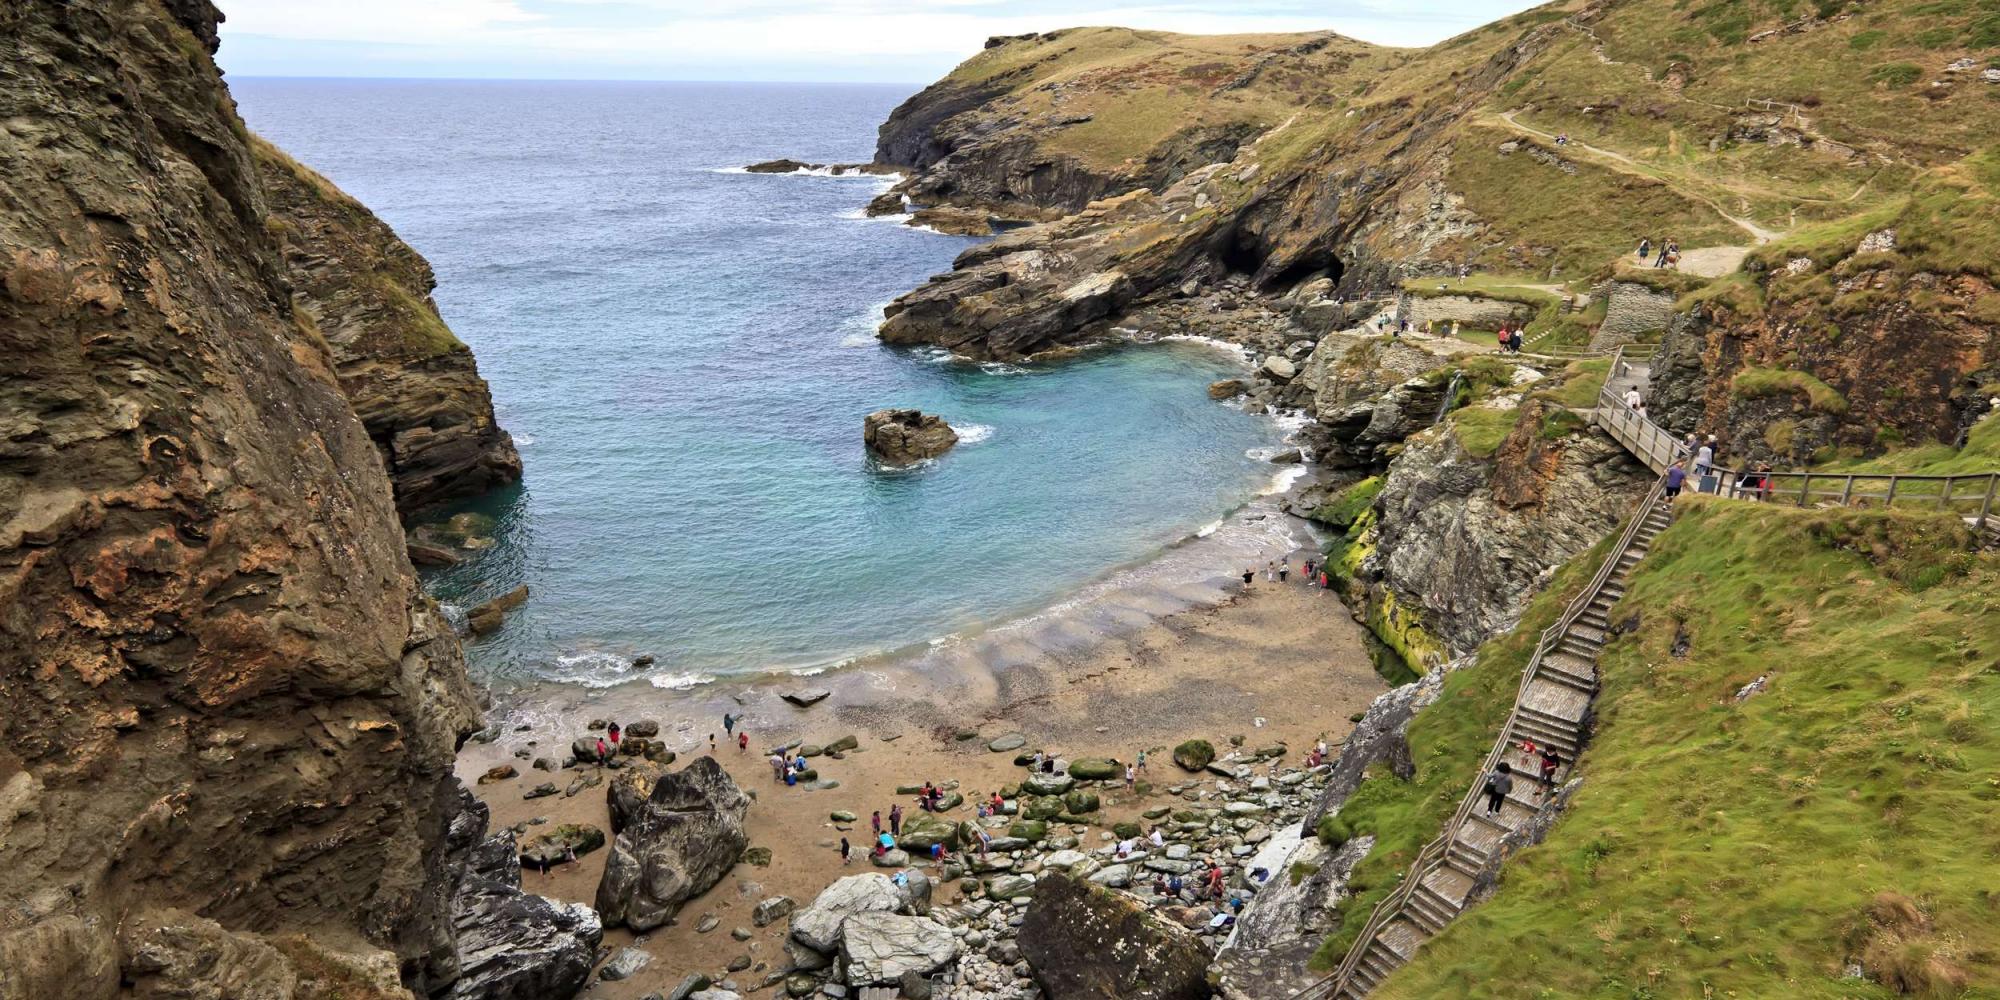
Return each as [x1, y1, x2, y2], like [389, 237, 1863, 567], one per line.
[1636, 236, 1680, 269]
[1243, 557, 1336, 591]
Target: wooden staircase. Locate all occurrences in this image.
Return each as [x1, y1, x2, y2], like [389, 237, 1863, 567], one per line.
[1300, 473, 1674, 1000]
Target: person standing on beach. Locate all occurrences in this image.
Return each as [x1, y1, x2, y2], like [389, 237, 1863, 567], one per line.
[708, 733, 717, 754]
[1125, 764, 1136, 792]
[840, 838, 852, 865]
[607, 721, 621, 749]
[769, 753, 785, 781]
[889, 804, 903, 836]
[1241, 567, 1254, 587]
[1278, 561, 1290, 583]
[737, 731, 748, 752]
[723, 713, 735, 737]
[595, 737, 610, 767]
[871, 810, 882, 836]
[1136, 749, 1147, 773]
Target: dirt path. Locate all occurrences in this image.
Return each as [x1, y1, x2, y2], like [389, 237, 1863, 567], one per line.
[1489, 110, 1782, 244]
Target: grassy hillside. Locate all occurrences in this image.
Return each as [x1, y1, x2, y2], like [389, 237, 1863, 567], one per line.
[1325, 499, 1999, 997]
[933, 27, 1392, 170]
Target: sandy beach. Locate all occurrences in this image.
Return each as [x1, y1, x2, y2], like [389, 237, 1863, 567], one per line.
[455, 545, 1387, 999]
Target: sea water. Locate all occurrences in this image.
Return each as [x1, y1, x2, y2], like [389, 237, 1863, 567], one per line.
[234, 80, 1298, 689]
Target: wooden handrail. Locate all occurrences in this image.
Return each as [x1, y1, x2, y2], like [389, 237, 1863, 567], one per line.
[1321, 470, 1671, 996]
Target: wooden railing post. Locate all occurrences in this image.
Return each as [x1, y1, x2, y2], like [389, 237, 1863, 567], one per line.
[1838, 476, 1854, 505]
[1940, 477, 1953, 511]
[1798, 473, 1811, 507]
[1884, 475, 1898, 508]
[1979, 474, 1997, 531]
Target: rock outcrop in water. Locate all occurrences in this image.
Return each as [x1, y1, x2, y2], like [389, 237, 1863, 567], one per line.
[0, 2, 535, 994]
[253, 138, 521, 519]
[863, 408, 961, 465]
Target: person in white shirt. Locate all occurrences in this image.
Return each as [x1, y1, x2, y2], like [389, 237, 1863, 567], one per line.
[1624, 387, 1643, 410]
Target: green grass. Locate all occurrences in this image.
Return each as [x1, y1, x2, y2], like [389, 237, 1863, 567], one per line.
[1817, 413, 2000, 476]
[1731, 366, 1850, 414]
[1371, 500, 1999, 999]
[1310, 476, 1385, 531]
[1402, 275, 1562, 309]
[1533, 358, 1614, 410]
[1448, 405, 1522, 458]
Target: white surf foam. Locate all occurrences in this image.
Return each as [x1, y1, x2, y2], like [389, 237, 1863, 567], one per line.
[956, 424, 995, 444]
[1263, 464, 1310, 496]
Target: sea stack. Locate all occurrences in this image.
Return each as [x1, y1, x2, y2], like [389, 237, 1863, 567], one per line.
[863, 409, 959, 465]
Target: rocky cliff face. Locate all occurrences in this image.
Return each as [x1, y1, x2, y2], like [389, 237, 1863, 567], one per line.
[1649, 245, 2000, 467]
[253, 140, 521, 519]
[0, 1, 497, 994]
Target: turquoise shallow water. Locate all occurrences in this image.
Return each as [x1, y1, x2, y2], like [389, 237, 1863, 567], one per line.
[234, 80, 1295, 688]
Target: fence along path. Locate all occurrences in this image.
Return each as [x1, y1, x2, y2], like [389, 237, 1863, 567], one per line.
[1301, 345, 1999, 998]
[1600, 346, 1999, 545]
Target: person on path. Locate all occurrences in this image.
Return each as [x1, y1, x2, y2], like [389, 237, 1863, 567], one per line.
[1207, 865, 1226, 900]
[977, 828, 992, 856]
[1484, 762, 1514, 815]
[1136, 749, 1147, 773]
[708, 733, 717, 754]
[1451, 320, 1461, 340]
[1242, 567, 1254, 587]
[769, 753, 785, 781]
[607, 721, 621, 748]
[840, 837, 852, 865]
[1303, 559, 1316, 582]
[1623, 386, 1643, 410]
[1538, 748, 1562, 798]
[1637, 237, 1651, 262]
[872, 810, 883, 836]
[1278, 561, 1290, 583]
[595, 737, 610, 767]
[1319, 570, 1331, 589]
[1125, 764, 1136, 791]
[1664, 460, 1688, 500]
[563, 844, 577, 872]
[1510, 328, 1524, 353]
[738, 731, 748, 752]
[723, 713, 735, 737]
[1694, 441, 1714, 476]
[1265, 560, 1276, 582]
[889, 804, 903, 836]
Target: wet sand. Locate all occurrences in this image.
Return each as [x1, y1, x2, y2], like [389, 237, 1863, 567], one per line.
[455, 549, 1386, 999]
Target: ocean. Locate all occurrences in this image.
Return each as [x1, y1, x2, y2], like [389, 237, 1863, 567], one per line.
[233, 79, 1305, 690]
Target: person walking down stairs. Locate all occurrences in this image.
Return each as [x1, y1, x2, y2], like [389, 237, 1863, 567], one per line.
[1483, 763, 1514, 815]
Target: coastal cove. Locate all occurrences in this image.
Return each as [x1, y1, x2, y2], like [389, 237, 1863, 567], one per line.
[235, 79, 1309, 694]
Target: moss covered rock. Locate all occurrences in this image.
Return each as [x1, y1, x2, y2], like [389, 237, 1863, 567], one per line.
[1066, 757, 1120, 781]
[1171, 739, 1215, 772]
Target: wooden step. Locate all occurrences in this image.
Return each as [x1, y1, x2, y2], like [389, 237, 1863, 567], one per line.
[1536, 659, 1596, 694]
[1519, 677, 1591, 725]
[1419, 864, 1475, 907]
[1509, 714, 1581, 756]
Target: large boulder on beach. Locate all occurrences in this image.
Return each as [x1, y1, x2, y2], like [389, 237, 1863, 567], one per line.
[863, 409, 959, 466]
[1172, 740, 1215, 772]
[595, 757, 750, 931]
[789, 874, 908, 953]
[839, 913, 959, 986]
[1066, 757, 1120, 781]
[606, 761, 667, 835]
[1017, 871, 1211, 1000]
[444, 797, 602, 1000]
[895, 814, 961, 852]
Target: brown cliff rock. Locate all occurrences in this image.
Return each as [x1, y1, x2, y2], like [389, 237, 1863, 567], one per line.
[863, 409, 960, 465]
[252, 139, 522, 519]
[0, 1, 484, 994]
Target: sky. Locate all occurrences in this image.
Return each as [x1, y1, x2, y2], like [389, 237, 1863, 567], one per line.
[216, 0, 1544, 83]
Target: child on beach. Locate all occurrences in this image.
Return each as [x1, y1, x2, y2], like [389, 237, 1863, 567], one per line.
[738, 731, 748, 751]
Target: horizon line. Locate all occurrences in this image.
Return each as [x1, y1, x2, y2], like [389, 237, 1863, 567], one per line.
[226, 73, 932, 87]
